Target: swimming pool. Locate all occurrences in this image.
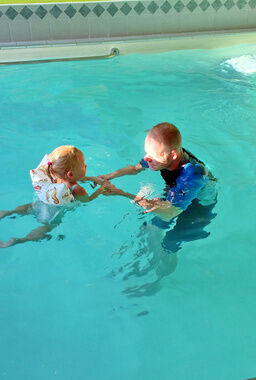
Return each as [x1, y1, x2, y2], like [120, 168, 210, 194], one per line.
[0, 42, 256, 379]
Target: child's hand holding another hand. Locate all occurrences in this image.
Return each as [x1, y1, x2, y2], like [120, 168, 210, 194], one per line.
[81, 176, 111, 188]
[100, 182, 124, 196]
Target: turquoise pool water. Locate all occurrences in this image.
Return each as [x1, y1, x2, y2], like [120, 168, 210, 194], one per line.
[0, 43, 256, 380]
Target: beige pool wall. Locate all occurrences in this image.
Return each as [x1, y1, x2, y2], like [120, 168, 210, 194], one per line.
[0, 0, 256, 48]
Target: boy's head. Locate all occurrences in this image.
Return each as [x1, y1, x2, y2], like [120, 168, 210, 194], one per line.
[144, 122, 182, 171]
[48, 145, 87, 182]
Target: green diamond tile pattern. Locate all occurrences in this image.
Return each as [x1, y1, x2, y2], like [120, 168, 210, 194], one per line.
[107, 3, 118, 16]
[120, 3, 132, 15]
[35, 6, 47, 19]
[50, 5, 62, 18]
[64, 5, 76, 18]
[236, 0, 247, 8]
[5, 7, 18, 20]
[187, 0, 197, 11]
[93, 4, 104, 17]
[161, 1, 172, 13]
[199, 0, 210, 10]
[148, 1, 159, 13]
[212, 0, 222, 10]
[0, 0, 254, 25]
[20, 6, 33, 19]
[134, 2, 146, 14]
[224, 0, 235, 9]
[174, 0, 185, 12]
[79, 5, 90, 17]
[249, 0, 256, 7]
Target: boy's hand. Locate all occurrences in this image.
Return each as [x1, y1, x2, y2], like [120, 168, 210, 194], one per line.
[134, 196, 182, 220]
[133, 196, 162, 211]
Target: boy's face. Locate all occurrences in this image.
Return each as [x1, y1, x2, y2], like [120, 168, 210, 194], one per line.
[144, 135, 173, 171]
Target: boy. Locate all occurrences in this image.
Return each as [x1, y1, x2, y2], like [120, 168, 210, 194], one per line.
[98, 122, 211, 221]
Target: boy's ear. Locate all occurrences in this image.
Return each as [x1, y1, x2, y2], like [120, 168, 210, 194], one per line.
[171, 150, 178, 160]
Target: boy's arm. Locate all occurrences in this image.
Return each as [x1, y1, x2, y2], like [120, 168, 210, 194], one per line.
[73, 181, 181, 221]
[103, 186, 182, 221]
[98, 163, 144, 180]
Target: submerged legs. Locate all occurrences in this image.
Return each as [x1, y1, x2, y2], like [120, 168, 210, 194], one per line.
[0, 224, 58, 248]
[0, 203, 33, 220]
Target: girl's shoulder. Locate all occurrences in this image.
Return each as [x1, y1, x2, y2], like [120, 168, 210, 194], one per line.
[70, 184, 87, 196]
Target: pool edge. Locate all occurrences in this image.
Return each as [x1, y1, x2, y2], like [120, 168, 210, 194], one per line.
[1, 29, 256, 64]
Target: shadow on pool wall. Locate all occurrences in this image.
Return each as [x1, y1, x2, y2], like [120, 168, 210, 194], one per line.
[110, 181, 218, 298]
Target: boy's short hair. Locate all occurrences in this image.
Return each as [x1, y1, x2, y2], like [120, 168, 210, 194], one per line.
[148, 122, 182, 150]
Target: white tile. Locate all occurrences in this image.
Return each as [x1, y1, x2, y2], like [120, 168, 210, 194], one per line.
[108, 14, 129, 37]
[153, 13, 180, 34]
[70, 16, 90, 39]
[229, 9, 249, 29]
[126, 14, 158, 36]
[30, 19, 51, 41]
[213, 8, 248, 30]
[9, 19, 31, 43]
[49, 19, 71, 41]
[0, 20, 11, 43]
[89, 14, 110, 38]
[247, 10, 256, 28]
[179, 9, 215, 32]
[172, 9, 190, 33]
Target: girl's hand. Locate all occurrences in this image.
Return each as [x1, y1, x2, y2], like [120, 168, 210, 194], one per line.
[97, 174, 112, 181]
[81, 176, 110, 187]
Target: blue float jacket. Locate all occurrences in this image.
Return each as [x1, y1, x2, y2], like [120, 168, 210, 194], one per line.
[139, 149, 209, 211]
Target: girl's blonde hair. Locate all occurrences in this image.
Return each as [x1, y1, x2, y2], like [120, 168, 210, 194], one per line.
[47, 145, 83, 183]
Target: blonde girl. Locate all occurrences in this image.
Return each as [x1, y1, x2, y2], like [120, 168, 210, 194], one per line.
[0, 145, 115, 248]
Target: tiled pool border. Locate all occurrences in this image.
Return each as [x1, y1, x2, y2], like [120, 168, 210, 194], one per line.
[0, 0, 256, 46]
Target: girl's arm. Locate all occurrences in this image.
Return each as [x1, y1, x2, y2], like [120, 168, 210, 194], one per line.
[79, 176, 106, 186]
[72, 184, 105, 203]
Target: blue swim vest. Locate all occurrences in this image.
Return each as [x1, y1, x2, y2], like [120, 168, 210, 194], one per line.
[139, 149, 209, 211]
